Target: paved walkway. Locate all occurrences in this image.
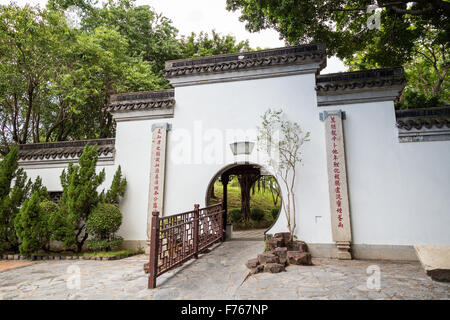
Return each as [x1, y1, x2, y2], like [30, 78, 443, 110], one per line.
[0, 232, 449, 300]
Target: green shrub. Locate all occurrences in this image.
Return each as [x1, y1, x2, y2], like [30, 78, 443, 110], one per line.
[0, 147, 31, 253]
[271, 207, 280, 220]
[14, 192, 51, 257]
[250, 208, 265, 221]
[86, 237, 123, 251]
[86, 203, 123, 251]
[229, 209, 242, 222]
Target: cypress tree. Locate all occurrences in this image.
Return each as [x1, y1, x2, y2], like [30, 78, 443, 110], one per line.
[0, 147, 31, 252]
[58, 143, 105, 252]
[101, 165, 127, 206]
[14, 191, 51, 257]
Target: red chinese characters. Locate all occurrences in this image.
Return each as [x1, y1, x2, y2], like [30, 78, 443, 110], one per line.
[330, 117, 344, 229]
[152, 128, 163, 211]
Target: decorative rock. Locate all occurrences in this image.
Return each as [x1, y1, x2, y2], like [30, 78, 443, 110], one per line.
[266, 238, 283, 251]
[287, 251, 312, 265]
[250, 265, 264, 275]
[257, 253, 279, 265]
[273, 247, 288, 265]
[8, 255, 14, 260]
[273, 232, 291, 247]
[13, 254, 19, 260]
[245, 258, 259, 269]
[264, 263, 286, 273]
[287, 240, 308, 253]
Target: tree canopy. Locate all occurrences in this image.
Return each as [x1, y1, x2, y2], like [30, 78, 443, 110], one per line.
[0, 0, 254, 154]
[226, 0, 449, 106]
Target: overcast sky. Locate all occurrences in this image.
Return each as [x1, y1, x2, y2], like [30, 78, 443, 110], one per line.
[1, 0, 347, 73]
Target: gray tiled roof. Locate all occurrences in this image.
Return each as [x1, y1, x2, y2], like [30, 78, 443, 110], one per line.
[164, 44, 327, 78]
[18, 138, 115, 161]
[106, 89, 175, 113]
[396, 107, 450, 130]
[316, 67, 406, 94]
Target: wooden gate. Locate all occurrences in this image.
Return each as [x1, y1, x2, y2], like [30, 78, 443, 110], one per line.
[144, 201, 224, 288]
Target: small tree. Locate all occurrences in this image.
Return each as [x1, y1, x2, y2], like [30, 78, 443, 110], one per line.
[257, 109, 310, 241]
[58, 143, 105, 252]
[14, 192, 50, 257]
[0, 147, 31, 252]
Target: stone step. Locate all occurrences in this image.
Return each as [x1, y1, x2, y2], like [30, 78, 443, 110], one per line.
[414, 245, 450, 282]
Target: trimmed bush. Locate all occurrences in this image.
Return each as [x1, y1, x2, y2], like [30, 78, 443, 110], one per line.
[86, 203, 123, 251]
[229, 209, 242, 223]
[250, 208, 265, 221]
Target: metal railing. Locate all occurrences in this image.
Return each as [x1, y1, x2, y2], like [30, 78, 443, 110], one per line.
[144, 200, 224, 288]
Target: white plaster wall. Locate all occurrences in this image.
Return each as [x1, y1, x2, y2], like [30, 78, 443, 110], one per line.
[162, 72, 334, 244]
[20, 70, 450, 248]
[114, 120, 153, 241]
[320, 101, 450, 246]
[21, 164, 116, 194]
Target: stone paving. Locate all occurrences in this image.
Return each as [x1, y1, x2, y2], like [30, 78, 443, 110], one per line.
[0, 231, 449, 300]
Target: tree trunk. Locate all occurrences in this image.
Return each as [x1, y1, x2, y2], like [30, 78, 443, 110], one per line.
[238, 174, 260, 221]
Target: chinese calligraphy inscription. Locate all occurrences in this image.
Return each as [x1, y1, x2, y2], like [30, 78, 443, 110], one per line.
[321, 110, 352, 260]
[146, 123, 170, 252]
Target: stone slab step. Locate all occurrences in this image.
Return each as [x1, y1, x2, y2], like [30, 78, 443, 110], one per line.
[414, 245, 450, 282]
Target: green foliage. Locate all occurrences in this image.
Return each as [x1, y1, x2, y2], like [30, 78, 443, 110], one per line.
[14, 192, 53, 257]
[86, 203, 123, 251]
[227, 0, 449, 104]
[86, 237, 123, 251]
[0, 147, 31, 252]
[271, 208, 280, 220]
[0, 4, 72, 149]
[181, 30, 252, 58]
[0, 2, 256, 154]
[395, 91, 445, 110]
[229, 209, 242, 223]
[86, 203, 122, 237]
[101, 165, 127, 206]
[250, 208, 265, 221]
[58, 143, 105, 252]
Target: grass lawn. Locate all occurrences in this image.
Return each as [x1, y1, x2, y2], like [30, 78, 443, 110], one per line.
[210, 178, 281, 230]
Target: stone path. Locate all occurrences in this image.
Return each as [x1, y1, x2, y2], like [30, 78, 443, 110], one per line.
[0, 261, 34, 273]
[0, 232, 449, 300]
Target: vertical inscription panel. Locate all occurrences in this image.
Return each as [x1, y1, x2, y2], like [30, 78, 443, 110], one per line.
[322, 111, 352, 259]
[146, 123, 170, 250]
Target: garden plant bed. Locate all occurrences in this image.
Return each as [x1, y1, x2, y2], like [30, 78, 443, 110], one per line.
[0, 250, 142, 261]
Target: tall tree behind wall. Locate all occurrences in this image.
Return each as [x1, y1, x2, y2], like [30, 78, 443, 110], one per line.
[226, 0, 449, 107]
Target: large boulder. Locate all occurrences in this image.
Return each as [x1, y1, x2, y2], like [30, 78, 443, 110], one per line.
[257, 252, 279, 265]
[264, 263, 286, 273]
[287, 251, 312, 266]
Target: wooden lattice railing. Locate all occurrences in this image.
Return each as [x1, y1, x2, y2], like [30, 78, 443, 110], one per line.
[144, 201, 224, 288]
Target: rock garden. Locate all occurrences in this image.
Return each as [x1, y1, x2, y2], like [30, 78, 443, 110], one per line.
[246, 232, 312, 274]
